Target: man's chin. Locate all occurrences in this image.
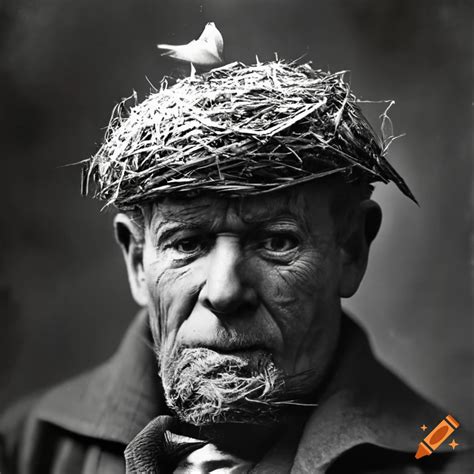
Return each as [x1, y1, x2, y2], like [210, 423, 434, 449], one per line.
[160, 347, 287, 426]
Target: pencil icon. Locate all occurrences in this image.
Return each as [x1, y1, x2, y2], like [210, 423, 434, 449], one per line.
[415, 414, 460, 459]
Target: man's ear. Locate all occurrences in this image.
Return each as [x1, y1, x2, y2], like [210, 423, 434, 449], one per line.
[338, 200, 382, 298]
[114, 213, 148, 306]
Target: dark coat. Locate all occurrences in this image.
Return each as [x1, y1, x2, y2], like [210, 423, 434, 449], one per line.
[0, 311, 471, 473]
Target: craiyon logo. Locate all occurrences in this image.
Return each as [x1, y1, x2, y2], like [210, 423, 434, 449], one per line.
[415, 414, 460, 459]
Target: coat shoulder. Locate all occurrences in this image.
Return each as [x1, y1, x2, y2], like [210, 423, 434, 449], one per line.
[0, 388, 126, 474]
[0, 392, 43, 473]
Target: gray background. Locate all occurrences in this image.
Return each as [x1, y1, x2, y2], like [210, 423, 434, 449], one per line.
[1, 0, 472, 430]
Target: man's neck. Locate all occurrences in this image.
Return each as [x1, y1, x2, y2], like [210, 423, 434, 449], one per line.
[180, 409, 310, 462]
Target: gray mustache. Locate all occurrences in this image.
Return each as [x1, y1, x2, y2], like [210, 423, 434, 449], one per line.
[159, 346, 319, 426]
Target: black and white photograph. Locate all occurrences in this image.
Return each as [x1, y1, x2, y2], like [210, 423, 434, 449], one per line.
[0, 1, 472, 472]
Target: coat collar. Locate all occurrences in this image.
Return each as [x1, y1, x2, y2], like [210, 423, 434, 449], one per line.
[290, 315, 449, 472]
[34, 309, 167, 444]
[34, 309, 449, 468]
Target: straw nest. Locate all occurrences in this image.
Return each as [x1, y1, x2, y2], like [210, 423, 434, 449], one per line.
[82, 60, 415, 208]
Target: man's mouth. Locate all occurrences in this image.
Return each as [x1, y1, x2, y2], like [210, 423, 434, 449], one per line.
[193, 345, 269, 360]
[205, 345, 264, 353]
[161, 345, 286, 425]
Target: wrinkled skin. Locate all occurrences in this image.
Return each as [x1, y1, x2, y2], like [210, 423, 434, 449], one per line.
[115, 183, 380, 421]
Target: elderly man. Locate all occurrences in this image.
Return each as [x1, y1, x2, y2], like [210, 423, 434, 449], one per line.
[0, 61, 468, 473]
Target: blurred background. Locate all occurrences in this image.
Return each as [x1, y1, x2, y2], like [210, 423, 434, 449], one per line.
[0, 0, 472, 428]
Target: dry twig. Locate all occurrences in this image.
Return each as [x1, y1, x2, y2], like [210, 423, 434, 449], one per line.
[82, 60, 416, 208]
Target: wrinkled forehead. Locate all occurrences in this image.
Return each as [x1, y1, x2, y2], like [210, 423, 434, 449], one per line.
[146, 184, 334, 231]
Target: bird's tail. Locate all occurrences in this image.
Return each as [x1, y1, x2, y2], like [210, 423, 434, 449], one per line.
[157, 44, 178, 57]
[157, 44, 176, 51]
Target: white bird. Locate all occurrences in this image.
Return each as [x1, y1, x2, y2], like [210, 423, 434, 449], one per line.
[157, 22, 224, 68]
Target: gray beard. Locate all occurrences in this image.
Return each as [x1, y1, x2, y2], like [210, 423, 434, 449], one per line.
[159, 347, 293, 426]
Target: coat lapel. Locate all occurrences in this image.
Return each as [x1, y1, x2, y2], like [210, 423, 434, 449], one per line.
[33, 309, 166, 445]
[290, 316, 451, 473]
[30, 310, 458, 473]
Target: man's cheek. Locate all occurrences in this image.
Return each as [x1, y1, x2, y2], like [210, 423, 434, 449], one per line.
[256, 251, 328, 304]
[147, 259, 205, 344]
[253, 252, 334, 337]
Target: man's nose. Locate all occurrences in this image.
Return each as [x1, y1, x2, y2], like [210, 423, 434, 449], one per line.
[200, 235, 257, 315]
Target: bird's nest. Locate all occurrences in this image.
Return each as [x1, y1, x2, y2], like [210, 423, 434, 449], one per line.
[82, 60, 415, 208]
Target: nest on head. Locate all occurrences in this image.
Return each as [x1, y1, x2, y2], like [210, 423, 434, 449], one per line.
[82, 60, 416, 209]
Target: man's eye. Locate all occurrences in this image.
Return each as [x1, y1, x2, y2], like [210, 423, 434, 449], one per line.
[261, 235, 299, 253]
[174, 237, 208, 254]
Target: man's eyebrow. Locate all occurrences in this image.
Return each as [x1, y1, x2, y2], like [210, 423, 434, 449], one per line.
[154, 222, 205, 247]
[240, 211, 301, 225]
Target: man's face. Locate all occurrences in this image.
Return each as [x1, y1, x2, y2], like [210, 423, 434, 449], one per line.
[146, 186, 342, 364]
[120, 184, 372, 423]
